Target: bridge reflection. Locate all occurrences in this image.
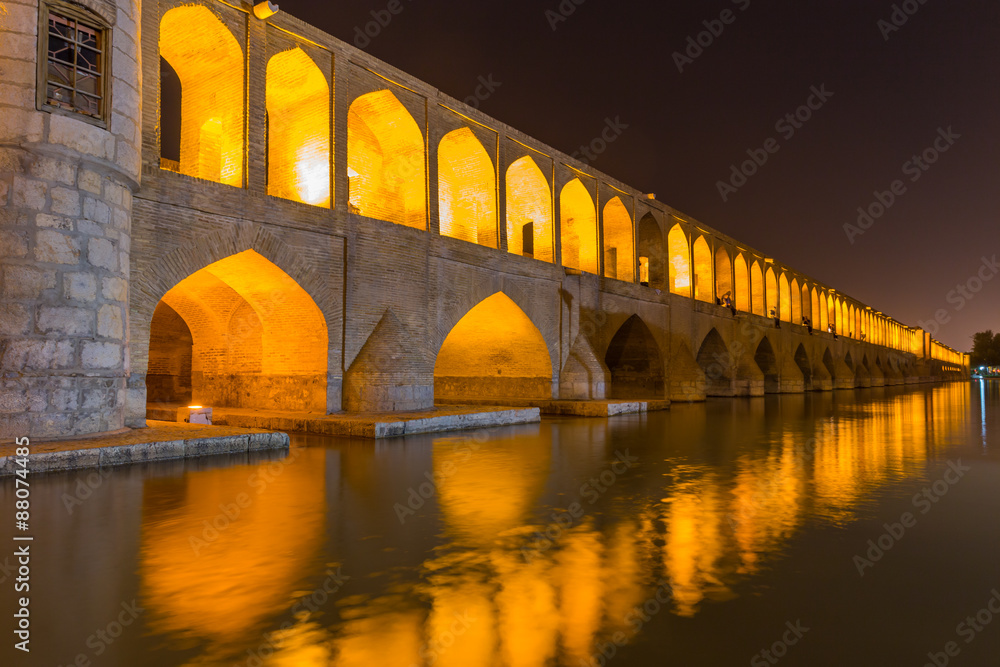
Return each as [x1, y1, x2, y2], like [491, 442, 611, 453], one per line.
[130, 385, 970, 665]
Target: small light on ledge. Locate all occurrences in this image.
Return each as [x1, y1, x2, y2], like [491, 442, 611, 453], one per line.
[187, 405, 203, 409]
[253, 1, 279, 20]
[347, 167, 359, 178]
[645, 193, 656, 200]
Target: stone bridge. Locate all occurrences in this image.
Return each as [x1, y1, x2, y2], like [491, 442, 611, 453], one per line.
[0, 0, 968, 438]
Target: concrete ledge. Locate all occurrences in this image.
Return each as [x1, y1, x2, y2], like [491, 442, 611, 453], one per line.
[0, 422, 290, 476]
[442, 397, 671, 417]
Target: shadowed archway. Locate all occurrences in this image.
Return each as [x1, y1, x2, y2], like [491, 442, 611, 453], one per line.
[696, 329, 731, 395]
[604, 315, 664, 398]
[794, 344, 812, 389]
[754, 337, 779, 393]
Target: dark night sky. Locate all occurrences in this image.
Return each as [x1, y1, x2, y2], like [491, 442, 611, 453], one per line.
[282, 0, 999, 352]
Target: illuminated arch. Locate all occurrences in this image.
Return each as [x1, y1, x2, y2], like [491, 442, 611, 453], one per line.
[560, 179, 598, 274]
[734, 253, 749, 312]
[801, 282, 811, 322]
[265, 48, 330, 207]
[148, 250, 328, 412]
[160, 5, 245, 185]
[637, 214, 664, 289]
[435, 292, 552, 400]
[505, 156, 553, 262]
[834, 298, 843, 334]
[715, 246, 732, 302]
[692, 236, 713, 302]
[347, 89, 426, 229]
[827, 295, 836, 333]
[602, 197, 634, 281]
[765, 267, 777, 317]
[811, 288, 820, 326]
[667, 224, 690, 296]
[438, 128, 497, 247]
[778, 273, 791, 322]
[750, 261, 764, 315]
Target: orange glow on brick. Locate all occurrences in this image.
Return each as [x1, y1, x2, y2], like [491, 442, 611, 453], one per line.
[560, 179, 598, 274]
[692, 236, 713, 303]
[505, 155, 553, 262]
[602, 197, 634, 282]
[668, 224, 690, 295]
[438, 127, 497, 247]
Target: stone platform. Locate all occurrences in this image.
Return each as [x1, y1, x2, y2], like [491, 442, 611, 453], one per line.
[0, 421, 289, 476]
[147, 404, 541, 438]
[442, 398, 671, 417]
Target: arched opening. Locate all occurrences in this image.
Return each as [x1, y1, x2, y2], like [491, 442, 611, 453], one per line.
[834, 298, 843, 335]
[667, 224, 690, 296]
[159, 5, 245, 185]
[159, 57, 181, 165]
[794, 344, 812, 388]
[819, 293, 829, 331]
[147, 302, 193, 403]
[778, 273, 791, 322]
[347, 89, 426, 229]
[754, 337, 779, 393]
[434, 293, 552, 401]
[602, 197, 634, 281]
[265, 48, 330, 207]
[801, 283, 812, 322]
[146, 250, 328, 414]
[822, 349, 836, 378]
[844, 352, 855, 372]
[790, 278, 801, 324]
[438, 127, 497, 248]
[715, 246, 732, 304]
[696, 329, 731, 395]
[765, 267, 777, 317]
[505, 156, 553, 262]
[692, 236, 713, 302]
[604, 315, 664, 398]
[637, 213, 664, 289]
[750, 261, 764, 315]
[560, 179, 598, 274]
[827, 296, 836, 333]
[734, 253, 749, 312]
[861, 355, 871, 372]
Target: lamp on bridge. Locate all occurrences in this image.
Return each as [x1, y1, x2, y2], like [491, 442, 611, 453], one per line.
[253, 1, 279, 20]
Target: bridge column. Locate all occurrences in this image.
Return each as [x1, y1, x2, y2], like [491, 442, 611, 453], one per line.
[558, 334, 609, 400]
[868, 360, 886, 387]
[667, 341, 706, 402]
[811, 359, 833, 391]
[777, 352, 806, 393]
[734, 355, 765, 397]
[830, 355, 856, 390]
[854, 360, 872, 387]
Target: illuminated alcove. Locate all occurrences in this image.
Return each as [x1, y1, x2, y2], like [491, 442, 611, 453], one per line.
[438, 127, 497, 247]
[159, 5, 244, 185]
[602, 197, 634, 282]
[347, 89, 426, 229]
[811, 288, 820, 326]
[692, 236, 713, 302]
[819, 293, 829, 331]
[505, 155, 553, 262]
[790, 279, 801, 324]
[560, 179, 598, 274]
[434, 292, 552, 401]
[734, 253, 749, 312]
[779, 273, 791, 322]
[715, 246, 732, 303]
[750, 261, 764, 315]
[765, 267, 777, 316]
[146, 250, 328, 413]
[834, 298, 843, 334]
[801, 283, 812, 321]
[636, 213, 664, 289]
[667, 224, 690, 296]
[266, 48, 330, 207]
[604, 315, 665, 398]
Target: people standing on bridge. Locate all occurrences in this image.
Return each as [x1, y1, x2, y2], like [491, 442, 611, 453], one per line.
[828, 324, 838, 340]
[770, 308, 780, 329]
[803, 316, 812, 334]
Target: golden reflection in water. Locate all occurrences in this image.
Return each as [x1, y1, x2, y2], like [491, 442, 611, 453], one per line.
[139, 449, 326, 648]
[333, 606, 424, 667]
[490, 550, 559, 667]
[554, 525, 605, 661]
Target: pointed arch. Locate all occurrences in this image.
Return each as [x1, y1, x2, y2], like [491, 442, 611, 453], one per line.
[778, 273, 791, 322]
[801, 282, 811, 322]
[811, 288, 820, 327]
[834, 298, 843, 335]
[790, 278, 801, 324]
[505, 156, 553, 263]
[667, 224, 690, 296]
[692, 236, 713, 302]
[148, 250, 328, 412]
[637, 213, 664, 289]
[754, 336, 779, 393]
[604, 315, 664, 398]
[734, 253, 749, 312]
[347, 89, 426, 229]
[434, 292, 552, 400]
[160, 5, 245, 185]
[438, 128, 497, 247]
[827, 296, 837, 333]
[266, 48, 330, 207]
[819, 292, 829, 331]
[822, 348, 836, 378]
[715, 246, 733, 303]
[602, 197, 635, 281]
[794, 344, 812, 388]
[765, 267, 777, 317]
[696, 328, 731, 395]
[750, 261, 764, 315]
[560, 179, 598, 274]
